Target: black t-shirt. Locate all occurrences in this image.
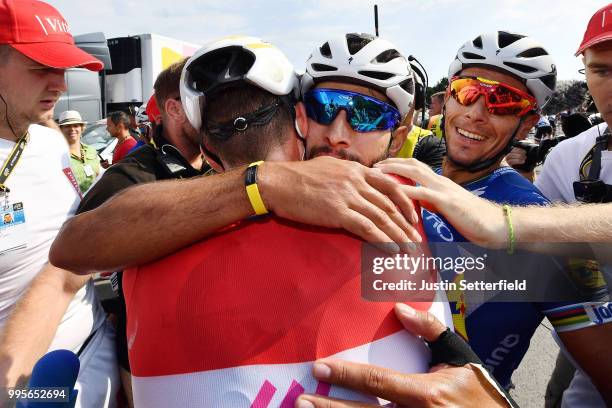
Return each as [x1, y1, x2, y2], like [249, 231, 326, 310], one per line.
[77, 144, 198, 214]
[78, 142, 202, 371]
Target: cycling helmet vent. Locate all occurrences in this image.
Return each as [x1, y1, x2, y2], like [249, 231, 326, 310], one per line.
[301, 33, 416, 119]
[462, 52, 486, 60]
[448, 31, 557, 109]
[399, 77, 415, 93]
[311, 63, 338, 72]
[229, 51, 257, 77]
[517, 47, 548, 58]
[320, 42, 332, 58]
[374, 49, 402, 63]
[358, 70, 394, 80]
[346, 33, 375, 55]
[181, 36, 299, 131]
[189, 47, 255, 92]
[498, 31, 526, 48]
[541, 74, 557, 91]
[503, 61, 538, 73]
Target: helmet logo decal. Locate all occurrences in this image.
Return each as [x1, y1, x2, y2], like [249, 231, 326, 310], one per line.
[348, 56, 354, 64]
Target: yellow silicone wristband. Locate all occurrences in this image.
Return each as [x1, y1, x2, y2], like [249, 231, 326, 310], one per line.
[245, 161, 269, 215]
[502, 205, 515, 255]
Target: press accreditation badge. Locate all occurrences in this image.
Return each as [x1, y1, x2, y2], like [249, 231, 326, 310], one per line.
[83, 164, 94, 177]
[0, 201, 28, 255]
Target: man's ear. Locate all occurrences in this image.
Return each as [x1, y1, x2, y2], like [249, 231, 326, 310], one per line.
[294, 102, 309, 140]
[518, 113, 540, 139]
[200, 140, 224, 173]
[389, 125, 409, 157]
[164, 98, 185, 122]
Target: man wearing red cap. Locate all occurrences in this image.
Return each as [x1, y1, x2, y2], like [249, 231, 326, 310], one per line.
[530, 4, 612, 407]
[0, 1, 118, 406]
[145, 94, 161, 126]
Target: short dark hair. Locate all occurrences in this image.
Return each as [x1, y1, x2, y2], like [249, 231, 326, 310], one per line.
[154, 58, 187, 114]
[562, 113, 592, 138]
[107, 111, 131, 128]
[431, 91, 445, 104]
[204, 84, 294, 167]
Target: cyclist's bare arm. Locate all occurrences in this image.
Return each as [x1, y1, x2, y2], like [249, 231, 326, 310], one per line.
[376, 158, 612, 261]
[51, 157, 420, 274]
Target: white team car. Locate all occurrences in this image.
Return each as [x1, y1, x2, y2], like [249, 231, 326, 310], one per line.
[81, 119, 118, 164]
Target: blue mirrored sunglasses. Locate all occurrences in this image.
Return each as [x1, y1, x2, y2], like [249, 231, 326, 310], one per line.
[304, 88, 401, 132]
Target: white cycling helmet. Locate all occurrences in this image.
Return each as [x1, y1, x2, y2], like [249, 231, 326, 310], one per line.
[181, 36, 299, 131]
[301, 33, 415, 119]
[448, 31, 557, 109]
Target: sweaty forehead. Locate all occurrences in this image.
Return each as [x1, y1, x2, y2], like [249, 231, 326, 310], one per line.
[460, 67, 529, 94]
[314, 81, 390, 104]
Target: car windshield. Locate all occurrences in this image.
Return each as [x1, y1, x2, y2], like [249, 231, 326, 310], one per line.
[81, 123, 112, 152]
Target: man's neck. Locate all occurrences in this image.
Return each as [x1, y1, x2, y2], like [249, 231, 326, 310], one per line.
[441, 157, 501, 185]
[69, 142, 81, 157]
[0, 121, 28, 143]
[178, 140, 203, 170]
[224, 147, 296, 171]
[116, 132, 131, 143]
[162, 128, 202, 170]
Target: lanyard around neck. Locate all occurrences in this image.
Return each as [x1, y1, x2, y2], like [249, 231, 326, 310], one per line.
[0, 132, 29, 193]
[71, 143, 87, 163]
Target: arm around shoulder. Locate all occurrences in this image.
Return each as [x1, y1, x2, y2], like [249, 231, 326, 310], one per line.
[50, 168, 253, 274]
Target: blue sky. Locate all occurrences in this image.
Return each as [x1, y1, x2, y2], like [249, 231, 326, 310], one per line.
[51, 0, 602, 84]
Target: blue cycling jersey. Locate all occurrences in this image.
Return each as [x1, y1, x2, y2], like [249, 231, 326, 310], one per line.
[422, 166, 602, 388]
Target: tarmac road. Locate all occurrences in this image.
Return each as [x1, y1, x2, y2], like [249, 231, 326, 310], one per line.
[510, 322, 559, 407]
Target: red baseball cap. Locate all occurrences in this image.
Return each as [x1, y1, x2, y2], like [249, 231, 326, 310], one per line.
[576, 3, 612, 56]
[146, 94, 161, 125]
[0, 0, 103, 71]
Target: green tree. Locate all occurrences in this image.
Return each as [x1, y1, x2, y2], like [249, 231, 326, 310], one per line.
[542, 80, 589, 115]
[426, 77, 448, 99]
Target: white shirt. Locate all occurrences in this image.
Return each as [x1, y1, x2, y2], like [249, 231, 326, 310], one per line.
[536, 123, 612, 203]
[535, 123, 609, 408]
[0, 125, 104, 353]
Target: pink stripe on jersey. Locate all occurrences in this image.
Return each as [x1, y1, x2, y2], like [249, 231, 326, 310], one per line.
[251, 380, 276, 408]
[315, 381, 331, 396]
[279, 380, 305, 408]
